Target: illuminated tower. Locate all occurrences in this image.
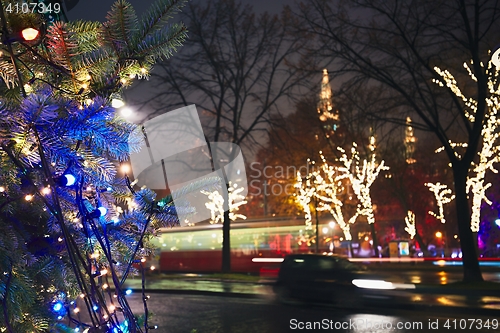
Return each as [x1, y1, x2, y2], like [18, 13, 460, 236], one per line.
[317, 69, 339, 132]
[404, 117, 417, 164]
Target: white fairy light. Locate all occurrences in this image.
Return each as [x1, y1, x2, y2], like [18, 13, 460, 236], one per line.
[434, 60, 500, 232]
[201, 183, 247, 224]
[405, 211, 416, 239]
[337, 143, 389, 225]
[425, 182, 454, 224]
[295, 168, 317, 230]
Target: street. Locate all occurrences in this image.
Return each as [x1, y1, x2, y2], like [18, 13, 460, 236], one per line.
[125, 293, 500, 333]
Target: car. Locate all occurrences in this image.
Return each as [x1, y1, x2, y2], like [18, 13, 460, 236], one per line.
[273, 254, 411, 308]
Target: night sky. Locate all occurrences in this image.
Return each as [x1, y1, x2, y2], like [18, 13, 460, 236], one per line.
[67, 0, 291, 21]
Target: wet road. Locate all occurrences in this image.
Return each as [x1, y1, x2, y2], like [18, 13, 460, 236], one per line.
[124, 293, 500, 333]
[375, 268, 500, 285]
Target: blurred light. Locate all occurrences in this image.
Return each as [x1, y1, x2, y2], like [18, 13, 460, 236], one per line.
[25, 194, 33, 201]
[251, 258, 284, 263]
[495, 219, 500, 227]
[322, 227, 329, 234]
[435, 231, 442, 238]
[111, 98, 125, 108]
[352, 279, 395, 290]
[492, 45, 500, 68]
[64, 174, 76, 186]
[121, 164, 131, 174]
[53, 302, 63, 312]
[42, 187, 51, 195]
[22, 27, 39, 41]
[98, 206, 107, 216]
[125, 289, 133, 295]
[120, 107, 133, 117]
[329, 221, 335, 228]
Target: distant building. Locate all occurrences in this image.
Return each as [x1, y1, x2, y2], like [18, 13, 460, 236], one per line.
[317, 69, 339, 136]
[404, 116, 417, 164]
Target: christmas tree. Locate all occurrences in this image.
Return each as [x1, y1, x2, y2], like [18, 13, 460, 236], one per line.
[0, 0, 190, 332]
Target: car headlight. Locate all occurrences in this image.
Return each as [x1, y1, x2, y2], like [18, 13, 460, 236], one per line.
[352, 279, 395, 290]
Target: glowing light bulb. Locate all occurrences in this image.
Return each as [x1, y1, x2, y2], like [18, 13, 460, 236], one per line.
[22, 27, 39, 41]
[64, 174, 76, 186]
[98, 206, 107, 216]
[25, 194, 33, 201]
[53, 302, 63, 312]
[111, 98, 125, 108]
[120, 107, 133, 117]
[121, 164, 131, 174]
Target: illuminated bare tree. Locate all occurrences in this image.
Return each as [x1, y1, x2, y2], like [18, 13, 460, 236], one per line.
[296, 0, 500, 282]
[405, 211, 416, 240]
[425, 182, 455, 224]
[434, 64, 500, 232]
[139, 0, 311, 272]
[201, 183, 247, 224]
[337, 143, 389, 256]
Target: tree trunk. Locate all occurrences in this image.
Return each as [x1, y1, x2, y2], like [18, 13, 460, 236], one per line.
[453, 163, 483, 282]
[414, 231, 427, 256]
[222, 188, 231, 273]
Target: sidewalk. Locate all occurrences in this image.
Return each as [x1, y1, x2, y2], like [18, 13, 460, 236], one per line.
[122, 274, 500, 316]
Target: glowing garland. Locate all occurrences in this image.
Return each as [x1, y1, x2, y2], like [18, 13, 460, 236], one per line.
[201, 183, 247, 224]
[337, 143, 389, 224]
[295, 160, 317, 230]
[434, 59, 500, 232]
[314, 153, 357, 241]
[404, 210, 416, 239]
[425, 182, 455, 224]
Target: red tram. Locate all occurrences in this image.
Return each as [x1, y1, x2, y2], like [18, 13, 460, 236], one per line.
[150, 217, 340, 273]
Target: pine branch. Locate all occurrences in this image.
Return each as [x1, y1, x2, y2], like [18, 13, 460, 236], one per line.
[103, 0, 139, 55]
[139, 0, 188, 40]
[136, 23, 187, 62]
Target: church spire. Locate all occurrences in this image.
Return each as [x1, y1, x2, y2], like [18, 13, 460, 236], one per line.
[317, 69, 339, 128]
[405, 116, 417, 164]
